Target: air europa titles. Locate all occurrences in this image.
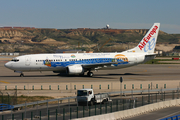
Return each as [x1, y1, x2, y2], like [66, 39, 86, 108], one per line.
[138, 25, 158, 50]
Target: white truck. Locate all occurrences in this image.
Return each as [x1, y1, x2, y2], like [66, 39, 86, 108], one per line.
[77, 88, 110, 106]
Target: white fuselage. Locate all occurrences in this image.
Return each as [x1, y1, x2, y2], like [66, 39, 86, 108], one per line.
[4, 52, 151, 72]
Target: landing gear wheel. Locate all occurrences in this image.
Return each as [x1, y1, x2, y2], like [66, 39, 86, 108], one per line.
[20, 73, 24, 77]
[87, 72, 93, 77]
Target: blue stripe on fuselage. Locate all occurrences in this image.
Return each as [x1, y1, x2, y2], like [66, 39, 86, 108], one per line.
[44, 58, 128, 67]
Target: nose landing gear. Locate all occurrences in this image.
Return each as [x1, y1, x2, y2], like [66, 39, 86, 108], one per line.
[14, 71, 24, 77]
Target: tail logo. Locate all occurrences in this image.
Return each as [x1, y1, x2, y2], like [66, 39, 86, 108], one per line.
[138, 25, 158, 50]
[144, 38, 156, 52]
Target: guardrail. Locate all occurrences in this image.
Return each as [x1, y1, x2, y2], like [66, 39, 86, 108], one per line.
[13, 96, 76, 108]
[0, 104, 14, 111]
[13, 87, 179, 109]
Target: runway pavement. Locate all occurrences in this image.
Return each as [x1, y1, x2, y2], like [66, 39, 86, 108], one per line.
[1, 60, 180, 83]
[1, 58, 180, 97]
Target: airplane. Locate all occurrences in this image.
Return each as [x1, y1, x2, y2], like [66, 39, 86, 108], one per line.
[4, 23, 160, 77]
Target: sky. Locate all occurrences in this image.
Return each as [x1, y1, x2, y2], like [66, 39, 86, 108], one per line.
[0, 0, 180, 33]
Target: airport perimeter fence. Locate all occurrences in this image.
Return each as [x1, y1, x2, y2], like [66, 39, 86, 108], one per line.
[1, 83, 169, 92]
[1, 89, 180, 120]
[0, 89, 17, 106]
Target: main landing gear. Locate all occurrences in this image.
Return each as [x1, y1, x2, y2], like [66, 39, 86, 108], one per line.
[87, 71, 93, 77]
[20, 73, 24, 77]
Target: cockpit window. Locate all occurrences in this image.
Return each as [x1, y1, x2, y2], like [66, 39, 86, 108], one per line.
[11, 58, 19, 62]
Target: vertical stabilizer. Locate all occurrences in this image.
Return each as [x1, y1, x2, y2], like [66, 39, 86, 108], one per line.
[126, 23, 160, 54]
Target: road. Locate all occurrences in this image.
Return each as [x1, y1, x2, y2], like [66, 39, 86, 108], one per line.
[124, 106, 180, 120]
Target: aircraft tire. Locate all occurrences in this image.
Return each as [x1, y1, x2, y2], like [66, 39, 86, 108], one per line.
[88, 72, 93, 77]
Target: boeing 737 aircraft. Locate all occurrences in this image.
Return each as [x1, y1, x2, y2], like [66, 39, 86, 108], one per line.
[5, 23, 160, 77]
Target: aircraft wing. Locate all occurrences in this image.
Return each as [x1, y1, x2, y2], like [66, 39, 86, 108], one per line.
[145, 53, 157, 56]
[81, 61, 126, 70]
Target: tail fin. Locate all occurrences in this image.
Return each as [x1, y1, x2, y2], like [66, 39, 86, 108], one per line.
[126, 23, 160, 54]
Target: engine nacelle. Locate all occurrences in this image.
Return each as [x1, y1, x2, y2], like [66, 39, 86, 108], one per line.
[67, 65, 84, 75]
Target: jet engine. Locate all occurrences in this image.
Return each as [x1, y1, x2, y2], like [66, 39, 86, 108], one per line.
[67, 65, 84, 75]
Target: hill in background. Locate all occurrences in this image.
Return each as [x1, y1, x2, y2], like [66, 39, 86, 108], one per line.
[0, 27, 180, 53]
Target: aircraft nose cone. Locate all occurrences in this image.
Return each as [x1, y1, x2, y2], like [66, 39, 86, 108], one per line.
[4, 62, 11, 68]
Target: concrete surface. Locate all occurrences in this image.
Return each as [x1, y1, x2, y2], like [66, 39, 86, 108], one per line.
[1, 58, 180, 97]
